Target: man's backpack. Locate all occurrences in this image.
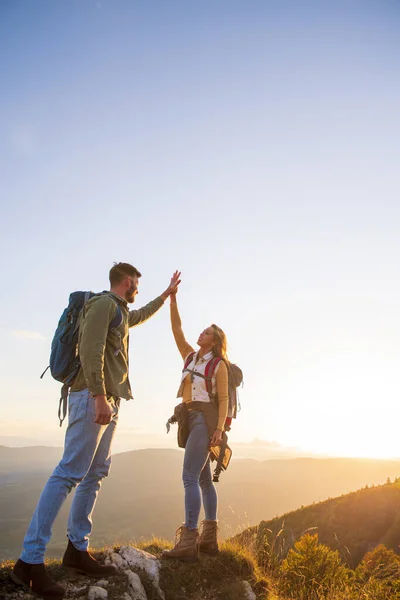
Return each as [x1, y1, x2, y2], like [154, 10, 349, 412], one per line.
[41, 291, 123, 426]
[183, 352, 243, 430]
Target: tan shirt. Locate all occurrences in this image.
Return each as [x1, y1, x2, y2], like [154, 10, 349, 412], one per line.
[170, 301, 229, 431]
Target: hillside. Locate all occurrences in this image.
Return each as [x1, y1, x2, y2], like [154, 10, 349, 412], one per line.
[0, 445, 62, 474]
[1, 446, 400, 560]
[4, 483, 400, 599]
[253, 479, 400, 568]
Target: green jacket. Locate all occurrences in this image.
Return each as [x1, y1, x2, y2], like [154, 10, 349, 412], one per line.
[71, 291, 164, 399]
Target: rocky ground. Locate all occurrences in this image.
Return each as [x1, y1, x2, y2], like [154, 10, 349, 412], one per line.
[0, 541, 266, 600]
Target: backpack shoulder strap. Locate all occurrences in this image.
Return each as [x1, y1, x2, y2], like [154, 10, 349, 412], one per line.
[109, 304, 123, 331]
[204, 356, 222, 396]
[95, 292, 124, 332]
[183, 351, 196, 371]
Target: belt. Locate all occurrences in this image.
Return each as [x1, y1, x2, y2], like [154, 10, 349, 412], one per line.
[187, 401, 209, 412]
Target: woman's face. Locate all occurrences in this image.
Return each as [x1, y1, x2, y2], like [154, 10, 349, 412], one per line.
[197, 326, 215, 348]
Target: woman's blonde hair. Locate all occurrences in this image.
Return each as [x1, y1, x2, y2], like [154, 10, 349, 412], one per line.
[211, 324, 228, 361]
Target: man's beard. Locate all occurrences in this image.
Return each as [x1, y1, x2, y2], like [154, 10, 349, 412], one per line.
[126, 282, 137, 303]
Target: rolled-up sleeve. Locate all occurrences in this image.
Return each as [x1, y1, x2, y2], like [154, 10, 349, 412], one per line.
[216, 361, 229, 431]
[128, 296, 164, 327]
[170, 302, 194, 359]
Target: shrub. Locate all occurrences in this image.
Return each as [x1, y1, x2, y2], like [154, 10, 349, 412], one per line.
[355, 544, 400, 598]
[278, 534, 350, 600]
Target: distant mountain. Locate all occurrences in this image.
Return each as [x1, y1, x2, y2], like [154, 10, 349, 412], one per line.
[233, 438, 317, 460]
[0, 436, 52, 447]
[1, 446, 400, 560]
[253, 480, 400, 567]
[0, 445, 62, 474]
[0, 435, 313, 459]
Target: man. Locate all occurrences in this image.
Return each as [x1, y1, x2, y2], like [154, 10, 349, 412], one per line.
[12, 263, 181, 599]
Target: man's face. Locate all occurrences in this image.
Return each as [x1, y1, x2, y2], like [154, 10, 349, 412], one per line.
[126, 275, 139, 303]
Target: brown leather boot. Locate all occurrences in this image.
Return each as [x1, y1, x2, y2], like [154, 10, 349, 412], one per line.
[199, 520, 219, 555]
[62, 539, 117, 577]
[11, 559, 65, 599]
[162, 525, 199, 562]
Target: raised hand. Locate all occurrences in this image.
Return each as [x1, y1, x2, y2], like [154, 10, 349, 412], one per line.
[161, 270, 181, 300]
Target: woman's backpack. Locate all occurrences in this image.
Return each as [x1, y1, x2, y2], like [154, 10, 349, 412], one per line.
[183, 352, 243, 430]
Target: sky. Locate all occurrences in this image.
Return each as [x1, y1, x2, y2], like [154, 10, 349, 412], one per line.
[1, 0, 400, 458]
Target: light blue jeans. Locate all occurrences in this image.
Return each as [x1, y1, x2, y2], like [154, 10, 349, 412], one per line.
[183, 410, 218, 530]
[21, 389, 119, 564]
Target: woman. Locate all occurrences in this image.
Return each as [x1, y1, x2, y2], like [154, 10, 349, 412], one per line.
[162, 289, 229, 562]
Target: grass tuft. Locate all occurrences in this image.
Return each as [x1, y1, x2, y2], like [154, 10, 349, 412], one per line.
[0, 540, 271, 600]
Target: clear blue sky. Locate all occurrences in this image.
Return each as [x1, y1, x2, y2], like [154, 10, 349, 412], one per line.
[1, 0, 400, 457]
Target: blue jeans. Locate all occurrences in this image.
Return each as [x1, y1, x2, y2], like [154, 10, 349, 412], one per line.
[183, 410, 218, 530]
[21, 389, 119, 564]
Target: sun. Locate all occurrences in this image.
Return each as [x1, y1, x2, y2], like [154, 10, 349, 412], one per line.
[262, 351, 400, 459]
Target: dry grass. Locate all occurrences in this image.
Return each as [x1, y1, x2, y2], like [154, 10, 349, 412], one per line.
[0, 539, 271, 600]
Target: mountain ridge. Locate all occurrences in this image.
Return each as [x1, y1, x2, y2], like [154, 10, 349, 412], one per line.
[249, 479, 400, 568]
[4, 481, 400, 599]
[2, 447, 400, 561]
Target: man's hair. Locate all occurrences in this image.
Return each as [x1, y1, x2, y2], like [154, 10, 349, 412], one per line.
[109, 262, 142, 286]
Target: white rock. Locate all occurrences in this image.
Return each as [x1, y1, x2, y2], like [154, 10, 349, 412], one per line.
[241, 580, 256, 600]
[119, 546, 165, 600]
[122, 593, 131, 600]
[69, 585, 87, 594]
[96, 580, 109, 588]
[110, 551, 127, 569]
[125, 570, 147, 600]
[119, 546, 159, 579]
[88, 585, 108, 600]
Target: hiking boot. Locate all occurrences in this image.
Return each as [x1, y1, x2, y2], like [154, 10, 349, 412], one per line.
[162, 525, 199, 562]
[199, 519, 219, 555]
[62, 539, 117, 577]
[11, 559, 65, 599]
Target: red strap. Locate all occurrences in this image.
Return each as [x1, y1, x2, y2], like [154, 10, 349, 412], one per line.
[204, 357, 222, 396]
[183, 352, 196, 370]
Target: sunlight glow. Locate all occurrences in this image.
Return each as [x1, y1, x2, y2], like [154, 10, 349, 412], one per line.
[271, 352, 400, 459]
